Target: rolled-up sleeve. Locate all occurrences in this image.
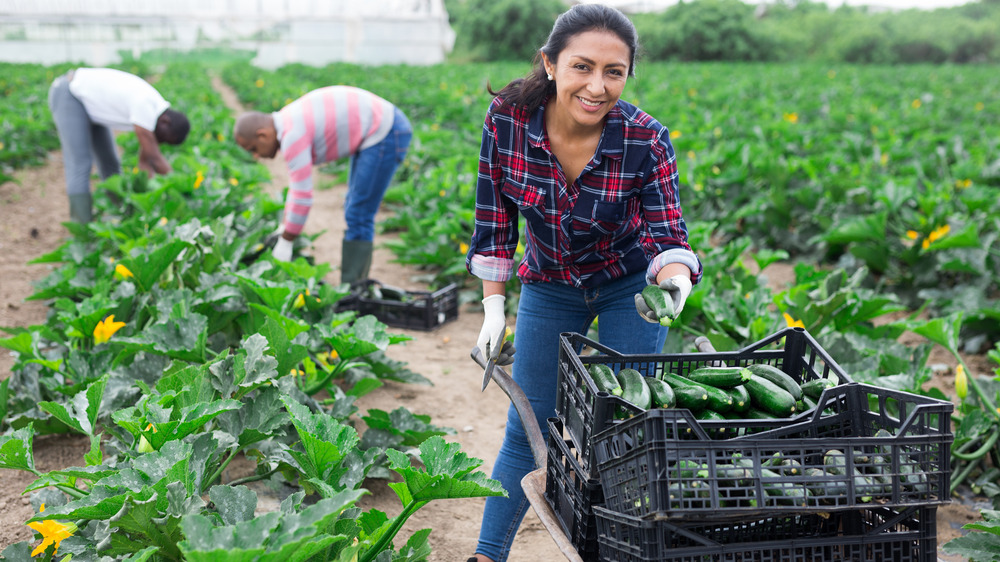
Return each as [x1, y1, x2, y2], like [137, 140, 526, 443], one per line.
[639, 131, 703, 285]
[467, 104, 518, 282]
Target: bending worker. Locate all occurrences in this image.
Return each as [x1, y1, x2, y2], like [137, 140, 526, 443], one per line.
[233, 86, 412, 284]
[48, 67, 190, 223]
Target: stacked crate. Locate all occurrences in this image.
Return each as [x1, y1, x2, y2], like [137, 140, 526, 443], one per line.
[549, 327, 953, 561]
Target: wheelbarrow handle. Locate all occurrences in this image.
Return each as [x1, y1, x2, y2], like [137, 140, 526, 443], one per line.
[470, 347, 548, 471]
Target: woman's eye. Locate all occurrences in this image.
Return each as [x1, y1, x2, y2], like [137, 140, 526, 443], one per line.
[575, 64, 589, 71]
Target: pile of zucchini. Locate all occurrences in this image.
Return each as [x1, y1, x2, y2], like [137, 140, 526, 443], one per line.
[587, 362, 838, 426]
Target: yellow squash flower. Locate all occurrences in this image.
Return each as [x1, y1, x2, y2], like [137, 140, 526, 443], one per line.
[669, 130, 682, 139]
[115, 263, 134, 279]
[28, 505, 77, 557]
[193, 170, 205, 189]
[782, 313, 805, 329]
[93, 315, 126, 344]
[255, 78, 264, 88]
[955, 364, 967, 400]
[922, 224, 951, 249]
[229, 177, 239, 186]
[460, 242, 469, 254]
[783, 112, 798, 123]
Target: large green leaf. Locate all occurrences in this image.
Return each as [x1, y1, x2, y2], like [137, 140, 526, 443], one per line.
[385, 436, 506, 505]
[38, 374, 108, 436]
[119, 239, 190, 293]
[281, 397, 360, 493]
[0, 425, 35, 472]
[114, 313, 209, 363]
[179, 491, 363, 561]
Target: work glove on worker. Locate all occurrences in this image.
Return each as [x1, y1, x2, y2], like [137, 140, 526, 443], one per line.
[268, 226, 294, 262]
[477, 294, 515, 366]
[635, 275, 693, 324]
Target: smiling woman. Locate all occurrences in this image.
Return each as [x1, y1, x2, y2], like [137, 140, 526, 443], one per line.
[463, 4, 702, 561]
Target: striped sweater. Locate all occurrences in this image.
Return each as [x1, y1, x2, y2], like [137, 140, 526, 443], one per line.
[273, 86, 396, 235]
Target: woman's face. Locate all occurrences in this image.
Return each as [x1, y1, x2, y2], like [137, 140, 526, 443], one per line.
[542, 30, 631, 132]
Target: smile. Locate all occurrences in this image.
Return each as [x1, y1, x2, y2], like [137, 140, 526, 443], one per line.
[578, 97, 603, 108]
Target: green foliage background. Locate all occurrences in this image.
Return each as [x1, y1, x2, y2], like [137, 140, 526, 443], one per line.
[445, 0, 1000, 64]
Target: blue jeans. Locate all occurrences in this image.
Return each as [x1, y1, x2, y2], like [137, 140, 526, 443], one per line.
[343, 107, 412, 241]
[476, 272, 667, 562]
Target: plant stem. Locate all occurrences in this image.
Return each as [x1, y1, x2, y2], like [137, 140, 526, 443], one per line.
[950, 456, 981, 494]
[201, 450, 238, 494]
[358, 500, 428, 562]
[227, 467, 278, 487]
[952, 430, 1000, 461]
[27, 468, 88, 500]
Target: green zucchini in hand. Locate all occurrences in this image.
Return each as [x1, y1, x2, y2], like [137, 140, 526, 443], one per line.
[641, 284, 674, 326]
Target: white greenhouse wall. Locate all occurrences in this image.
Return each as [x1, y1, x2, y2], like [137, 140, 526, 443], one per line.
[0, 0, 455, 67]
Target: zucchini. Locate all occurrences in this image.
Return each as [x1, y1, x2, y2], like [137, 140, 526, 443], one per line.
[760, 468, 809, 506]
[803, 467, 849, 501]
[695, 408, 729, 437]
[745, 374, 797, 417]
[800, 377, 838, 400]
[646, 376, 676, 408]
[746, 363, 803, 400]
[641, 284, 674, 327]
[589, 363, 623, 396]
[823, 449, 874, 502]
[724, 385, 751, 413]
[663, 373, 733, 413]
[744, 407, 779, 420]
[672, 386, 709, 411]
[684, 366, 752, 388]
[617, 368, 652, 411]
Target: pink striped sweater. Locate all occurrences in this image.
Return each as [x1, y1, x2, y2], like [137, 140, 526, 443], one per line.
[274, 86, 396, 236]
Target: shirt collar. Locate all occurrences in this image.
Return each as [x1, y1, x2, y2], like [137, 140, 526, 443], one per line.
[527, 100, 625, 162]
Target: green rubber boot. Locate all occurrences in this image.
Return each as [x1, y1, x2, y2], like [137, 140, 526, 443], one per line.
[341, 239, 373, 285]
[68, 192, 93, 224]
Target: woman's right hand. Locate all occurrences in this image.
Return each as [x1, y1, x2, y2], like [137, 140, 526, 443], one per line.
[478, 294, 514, 365]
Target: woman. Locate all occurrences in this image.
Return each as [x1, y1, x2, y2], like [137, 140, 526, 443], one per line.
[465, 4, 702, 561]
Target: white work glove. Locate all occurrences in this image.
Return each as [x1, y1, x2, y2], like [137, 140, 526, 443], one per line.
[272, 236, 294, 262]
[635, 275, 693, 324]
[477, 294, 514, 366]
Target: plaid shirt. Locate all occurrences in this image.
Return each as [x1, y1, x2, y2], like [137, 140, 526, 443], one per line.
[467, 96, 702, 289]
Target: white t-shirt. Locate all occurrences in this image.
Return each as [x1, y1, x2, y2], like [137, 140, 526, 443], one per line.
[69, 68, 171, 132]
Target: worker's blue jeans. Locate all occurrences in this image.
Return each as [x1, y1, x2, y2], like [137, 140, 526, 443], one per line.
[475, 272, 667, 562]
[343, 107, 412, 241]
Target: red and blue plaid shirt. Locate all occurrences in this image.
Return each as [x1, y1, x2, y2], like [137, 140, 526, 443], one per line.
[467, 96, 702, 289]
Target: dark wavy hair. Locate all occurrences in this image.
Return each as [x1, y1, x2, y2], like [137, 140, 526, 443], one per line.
[490, 3, 639, 114]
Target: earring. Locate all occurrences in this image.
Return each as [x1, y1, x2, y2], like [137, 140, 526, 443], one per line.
[547, 73, 553, 81]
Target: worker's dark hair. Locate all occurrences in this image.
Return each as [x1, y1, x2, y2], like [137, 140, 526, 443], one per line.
[490, 3, 638, 114]
[156, 108, 190, 145]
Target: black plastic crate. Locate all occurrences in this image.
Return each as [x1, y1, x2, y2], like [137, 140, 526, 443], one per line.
[592, 383, 953, 521]
[594, 504, 938, 562]
[544, 418, 603, 559]
[555, 328, 854, 474]
[341, 279, 458, 331]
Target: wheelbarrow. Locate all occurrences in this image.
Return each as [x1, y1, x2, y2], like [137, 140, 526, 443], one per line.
[469, 336, 718, 562]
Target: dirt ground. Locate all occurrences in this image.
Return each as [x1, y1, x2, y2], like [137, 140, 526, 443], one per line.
[0, 77, 986, 561]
